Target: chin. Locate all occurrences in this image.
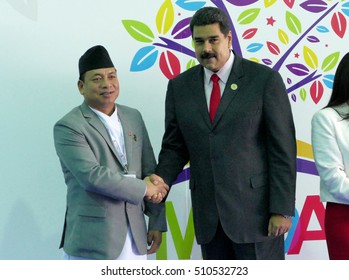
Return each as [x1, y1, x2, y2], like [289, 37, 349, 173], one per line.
[205, 65, 218, 72]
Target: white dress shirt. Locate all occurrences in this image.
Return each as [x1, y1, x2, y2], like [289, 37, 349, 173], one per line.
[91, 107, 128, 169]
[204, 51, 234, 109]
[311, 102, 349, 204]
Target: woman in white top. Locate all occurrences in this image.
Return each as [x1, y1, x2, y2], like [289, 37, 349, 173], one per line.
[311, 52, 349, 260]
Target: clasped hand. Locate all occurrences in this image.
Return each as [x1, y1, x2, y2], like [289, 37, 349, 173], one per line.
[144, 174, 169, 203]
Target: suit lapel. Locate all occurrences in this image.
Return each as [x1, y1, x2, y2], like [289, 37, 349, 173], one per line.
[190, 67, 212, 128]
[80, 102, 123, 165]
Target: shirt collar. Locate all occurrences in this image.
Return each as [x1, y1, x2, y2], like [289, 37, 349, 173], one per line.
[204, 51, 234, 85]
[89, 105, 118, 123]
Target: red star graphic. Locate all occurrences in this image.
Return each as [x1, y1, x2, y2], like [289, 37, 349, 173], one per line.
[294, 53, 300, 58]
[266, 16, 276, 26]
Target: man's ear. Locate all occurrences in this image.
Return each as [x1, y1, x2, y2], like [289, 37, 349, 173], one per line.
[77, 80, 84, 95]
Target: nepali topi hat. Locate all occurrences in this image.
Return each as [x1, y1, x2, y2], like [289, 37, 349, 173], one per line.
[78, 45, 114, 77]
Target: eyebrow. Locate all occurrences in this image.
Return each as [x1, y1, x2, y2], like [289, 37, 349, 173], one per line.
[193, 35, 219, 40]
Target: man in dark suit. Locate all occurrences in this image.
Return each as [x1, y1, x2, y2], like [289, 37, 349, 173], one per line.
[152, 7, 296, 260]
[54, 45, 169, 260]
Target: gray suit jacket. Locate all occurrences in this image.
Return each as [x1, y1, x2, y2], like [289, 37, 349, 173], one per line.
[156, 53, 296, 245]
[54, 102, 166, 259]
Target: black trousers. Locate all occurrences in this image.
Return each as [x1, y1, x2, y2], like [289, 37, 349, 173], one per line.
[201, 222, 285, 260]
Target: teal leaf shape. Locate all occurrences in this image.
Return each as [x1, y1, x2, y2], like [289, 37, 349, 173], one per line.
[342, 2, 349, 17]
[175, 0, 205, 11]
[246, 43, 263, 52]
[316, 26, 329, 33]
[323, 74, 334, 89]
[130, 46, 158, 72]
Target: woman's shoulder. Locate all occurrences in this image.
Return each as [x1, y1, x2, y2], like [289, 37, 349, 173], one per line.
[312, 103, 349, 126]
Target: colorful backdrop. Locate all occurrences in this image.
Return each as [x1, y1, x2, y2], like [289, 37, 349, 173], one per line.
[1, 0, 349, 260]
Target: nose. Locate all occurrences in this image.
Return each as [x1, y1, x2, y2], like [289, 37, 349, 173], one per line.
[100, 77, 110, 88]
[203, 40, 212, 52]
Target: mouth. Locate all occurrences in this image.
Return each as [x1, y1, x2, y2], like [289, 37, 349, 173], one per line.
[100, 91, 112, 96]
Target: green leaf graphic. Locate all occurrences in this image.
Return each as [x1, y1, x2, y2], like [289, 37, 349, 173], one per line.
[186, 59, 196, 70]
[237, 8, 261, 25]
[286, 11, 302, 35]
[300, 88, 307, 101]
[321, 52, 340, 72]
[122, 20, 155, 43]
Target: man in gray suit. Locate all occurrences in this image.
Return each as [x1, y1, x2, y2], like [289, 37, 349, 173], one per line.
[54, 45, 169, 260]
[152, 7, 296, 259]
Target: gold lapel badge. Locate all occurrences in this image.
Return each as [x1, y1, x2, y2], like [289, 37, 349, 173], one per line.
[231, 83, 238, 90]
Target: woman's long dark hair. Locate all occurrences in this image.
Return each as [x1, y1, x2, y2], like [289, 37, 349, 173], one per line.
[325, 52, 349, 119]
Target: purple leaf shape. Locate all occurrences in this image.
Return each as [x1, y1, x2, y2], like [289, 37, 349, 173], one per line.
[306, 35, 320, 43]
[300, 0, 328, 13]
[286, 63, 310, 76]
[287, 78, 292, 84]
[291, 93, 297, 102]
[226, 0, 259, 6]
[262, 58, 273, 65]
[286, 71, 322, 94]
[172, 17, 192, 39]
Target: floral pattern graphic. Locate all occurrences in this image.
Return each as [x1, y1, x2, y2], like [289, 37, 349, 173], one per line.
[123, 0, 349, 105]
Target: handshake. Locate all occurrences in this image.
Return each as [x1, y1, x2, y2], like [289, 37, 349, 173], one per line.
[144, 174, 169, 204]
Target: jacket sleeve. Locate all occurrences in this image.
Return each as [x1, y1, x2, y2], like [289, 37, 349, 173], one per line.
[139, 113, 167, 232]
[53, 117, 146, 205]
[155, 79, 190, 186]
[264, 71, 297, 216]
[311, 110, 349, 202]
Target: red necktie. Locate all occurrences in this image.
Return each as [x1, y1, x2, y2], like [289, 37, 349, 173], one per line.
[209, 74, 221, 122]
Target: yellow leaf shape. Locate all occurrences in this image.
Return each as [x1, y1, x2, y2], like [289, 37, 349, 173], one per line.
[156, 0, 174, 35]
[278, 28, 289, 45]
[303, 46, 318, 69]
[264, 0, 277, 8]
[249, 57, 260, 63]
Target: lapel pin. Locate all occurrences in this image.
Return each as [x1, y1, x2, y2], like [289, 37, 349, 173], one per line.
[128, 130, 137, 141]
[231, 83, 238, 90]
